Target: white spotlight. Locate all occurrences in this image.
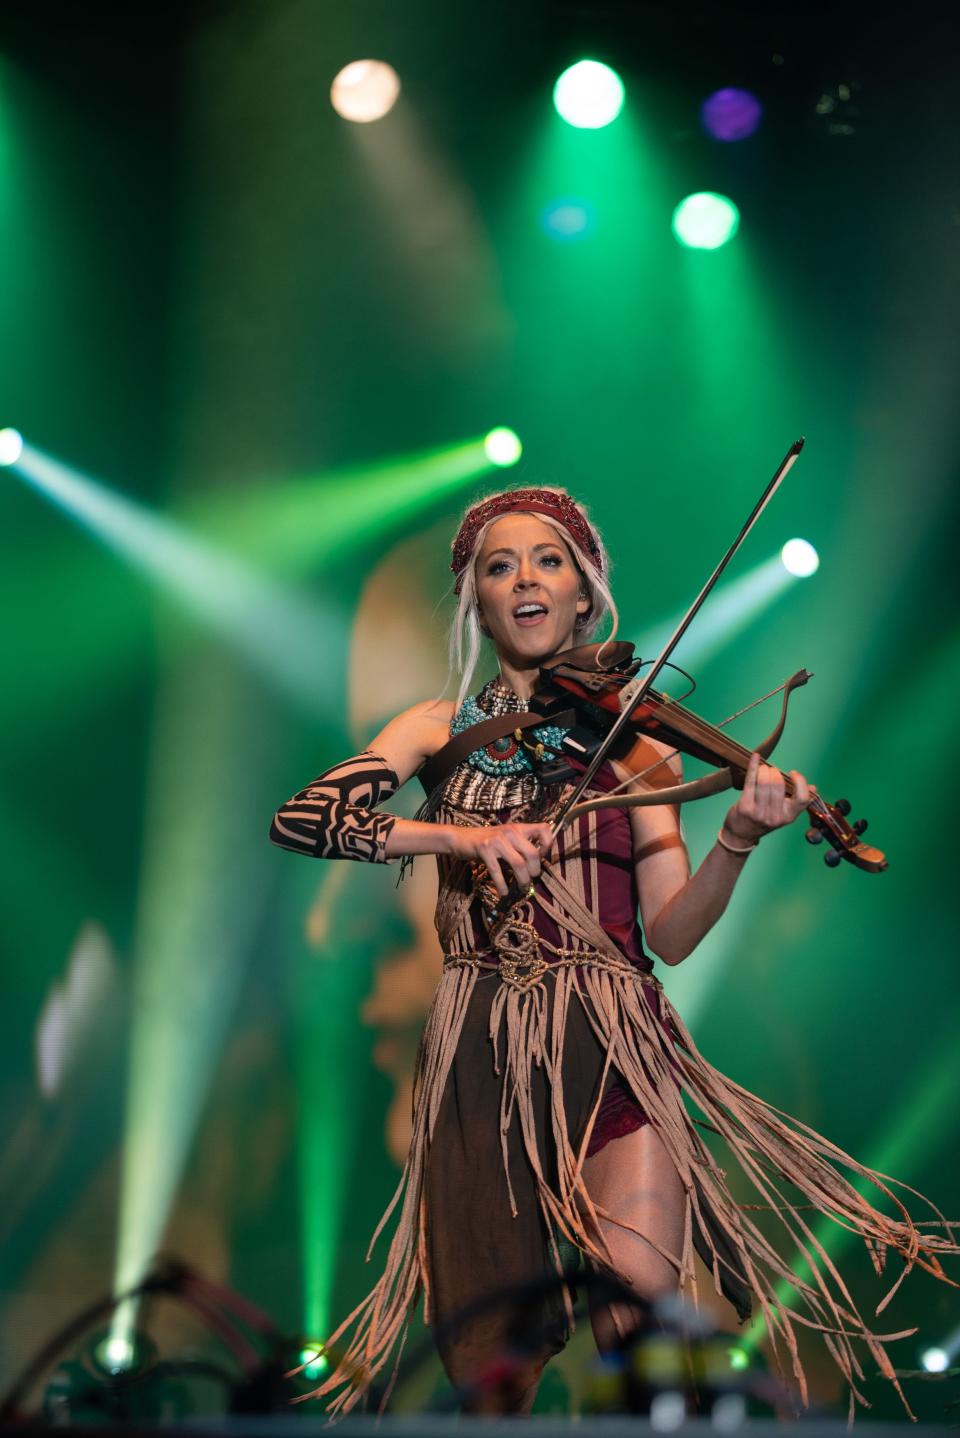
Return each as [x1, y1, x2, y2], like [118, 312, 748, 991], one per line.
[781, 537, 820, 577]
[331, 61, 400, 123]
[95, 1334, 136, 1374]
[921, 1346, 949, 1373]
[0, 427, 24, 465]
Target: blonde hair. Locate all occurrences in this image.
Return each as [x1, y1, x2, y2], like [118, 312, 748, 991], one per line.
[448, 493, 618, 711]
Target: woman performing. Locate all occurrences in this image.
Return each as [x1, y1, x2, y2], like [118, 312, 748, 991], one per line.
[269, 486, 957, 1420]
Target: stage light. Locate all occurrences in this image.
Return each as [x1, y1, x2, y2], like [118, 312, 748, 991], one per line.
[701, 88, 763, 142]
[727, 1345, 749, 1370]
[299, 1344, 329, 1379]
[484, 427, 523, 466]
[780, 537, 819, 576]
[0, 427, 23, 465]
[671, 193, 740, 251]
[553, 61, 625, 130]
[921, 1347, 949, 1373]
[330, 61, 400, 123]
[92, 1334, 138, 1375]
[542, 199, 594, 240]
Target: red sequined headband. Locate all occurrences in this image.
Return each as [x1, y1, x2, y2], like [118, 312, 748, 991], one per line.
[450, 488, 602, 592]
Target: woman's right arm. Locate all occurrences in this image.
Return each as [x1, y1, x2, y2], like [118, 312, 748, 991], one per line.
[269, 700, 553, 891]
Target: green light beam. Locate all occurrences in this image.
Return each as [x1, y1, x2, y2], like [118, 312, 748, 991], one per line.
[181, 437, 500, 574]
[632, 553, 798, 677]
[110, 643, 281, 1351]
[8, 440, 342, 710]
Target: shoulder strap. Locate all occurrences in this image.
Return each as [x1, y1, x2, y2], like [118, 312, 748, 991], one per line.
[418, 709, 576, 797]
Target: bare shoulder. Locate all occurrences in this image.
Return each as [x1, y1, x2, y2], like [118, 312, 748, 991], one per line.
[367, 698, 456, 786]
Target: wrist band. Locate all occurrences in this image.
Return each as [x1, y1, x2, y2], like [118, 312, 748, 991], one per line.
[717, 827, 757, 856]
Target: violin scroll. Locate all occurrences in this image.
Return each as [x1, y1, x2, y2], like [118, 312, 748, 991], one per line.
[805, 795, 887, 874]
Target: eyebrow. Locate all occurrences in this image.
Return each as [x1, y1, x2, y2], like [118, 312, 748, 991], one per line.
[484, 543, 563, 559]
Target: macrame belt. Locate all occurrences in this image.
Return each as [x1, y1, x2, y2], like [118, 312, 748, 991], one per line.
[443, 947, 659, 992]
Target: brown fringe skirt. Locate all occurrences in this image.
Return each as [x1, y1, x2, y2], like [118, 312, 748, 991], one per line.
[310, 953, 959, 1422]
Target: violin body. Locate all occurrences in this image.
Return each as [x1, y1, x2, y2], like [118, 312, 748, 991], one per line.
[528, 642, 887, 875]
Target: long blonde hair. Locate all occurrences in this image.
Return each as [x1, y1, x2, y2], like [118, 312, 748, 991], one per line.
[448, 493, 618, 711]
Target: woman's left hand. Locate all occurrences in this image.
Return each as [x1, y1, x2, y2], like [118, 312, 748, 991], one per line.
[723, 751, 812, 842]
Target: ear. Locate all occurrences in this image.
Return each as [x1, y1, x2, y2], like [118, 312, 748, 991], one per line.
[476, 603, 491, 637]
[576, 591, 591, 616]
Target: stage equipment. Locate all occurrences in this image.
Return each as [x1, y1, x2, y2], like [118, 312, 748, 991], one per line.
[0, 427, 23, 464]
[353, 1266, 799, 1419]
[0, 1258, 321, 1425]
[781, 538, 820, 576]
[701, 88, 764, 142]
[553, 61, 625, 130]
[672, 193, 740, 250]
[330, 61, 400, 124]
[483, 428, 523, 466]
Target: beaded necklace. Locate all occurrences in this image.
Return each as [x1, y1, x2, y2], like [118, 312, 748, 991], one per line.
[450, 677, 569, 779]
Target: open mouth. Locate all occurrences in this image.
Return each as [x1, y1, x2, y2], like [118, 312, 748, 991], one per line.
[512, 602, 549, 626]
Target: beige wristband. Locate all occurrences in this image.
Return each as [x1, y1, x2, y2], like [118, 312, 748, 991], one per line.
[717, 827, 758, 856]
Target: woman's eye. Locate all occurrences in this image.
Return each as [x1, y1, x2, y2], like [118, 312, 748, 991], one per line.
[487, 560, 509, 575]
[540, 553, 562, 567]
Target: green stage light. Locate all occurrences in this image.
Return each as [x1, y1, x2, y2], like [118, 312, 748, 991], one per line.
[484, 427, 523, 467]
[728, 1346, 750, 1371]
[299, 1344, 329, 1379]
[0, 427, 23, 465]
[672, 192, 740, 250]
[781, 537, 819, 576]
[553, 62, 625, 130]
[92, 1334, 138, 1376]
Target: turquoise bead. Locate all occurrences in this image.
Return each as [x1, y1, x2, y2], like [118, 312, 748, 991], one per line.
[450, 694, 568, 778]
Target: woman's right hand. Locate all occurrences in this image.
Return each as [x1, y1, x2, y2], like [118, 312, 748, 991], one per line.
[449, 822, 555, 897]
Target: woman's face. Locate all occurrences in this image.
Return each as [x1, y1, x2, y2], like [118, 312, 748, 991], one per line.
[474, 512, 590, 666]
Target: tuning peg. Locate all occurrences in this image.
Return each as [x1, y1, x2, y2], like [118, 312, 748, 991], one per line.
[805, 827, 824, 845]
[824, 849, 842, 868]
[852, 818, 868, 835]
[834, 798, 851, 816]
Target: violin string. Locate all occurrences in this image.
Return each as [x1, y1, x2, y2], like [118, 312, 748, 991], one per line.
[595, 679, 793, 802]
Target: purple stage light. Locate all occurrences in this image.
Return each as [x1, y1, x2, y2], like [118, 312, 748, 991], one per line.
[701, 88, 763, 142]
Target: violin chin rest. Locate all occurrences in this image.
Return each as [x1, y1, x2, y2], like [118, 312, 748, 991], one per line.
[541, 640, 638, 675]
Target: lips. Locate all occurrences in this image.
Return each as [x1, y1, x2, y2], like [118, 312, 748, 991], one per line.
[512, 602, 548, 626]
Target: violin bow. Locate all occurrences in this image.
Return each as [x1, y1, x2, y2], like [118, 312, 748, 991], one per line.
[546, 437, 806, 845]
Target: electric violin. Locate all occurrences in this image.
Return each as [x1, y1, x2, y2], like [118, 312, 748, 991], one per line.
[494, 438, 886, 915]
[529, 641, 886, 874]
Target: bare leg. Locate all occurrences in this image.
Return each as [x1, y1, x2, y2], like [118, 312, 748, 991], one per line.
[581, 1123, 686, 1351]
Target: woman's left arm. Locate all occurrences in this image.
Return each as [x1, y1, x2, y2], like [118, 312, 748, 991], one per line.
[630, 750, 812, 966]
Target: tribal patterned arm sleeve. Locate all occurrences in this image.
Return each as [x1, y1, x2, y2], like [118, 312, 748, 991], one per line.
[268, 750, 400, 863]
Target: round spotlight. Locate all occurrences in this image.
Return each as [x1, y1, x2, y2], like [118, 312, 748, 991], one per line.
[484, 427, 523, 467]
[921, 1346, 949, 1374]
[330, 61, 400, 124]
[781, 538, 820, 577]
[0, 427, 24, 465]
[553, 61, 625, 130]
[701, 88, 764, 142]
[299, 1343, 329, 1379]
[92, 1335, 137, 1375]
[541, 199, 594, 240]
[671, 193, 740, 250]
[727, 1345, 750, 1371]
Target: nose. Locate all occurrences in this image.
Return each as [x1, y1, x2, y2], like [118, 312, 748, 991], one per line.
[514, 557, 539, 588]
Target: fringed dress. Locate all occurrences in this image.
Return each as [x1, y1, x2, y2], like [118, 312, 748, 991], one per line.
[307, 679, 959, 1421]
